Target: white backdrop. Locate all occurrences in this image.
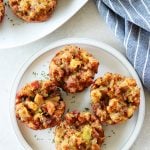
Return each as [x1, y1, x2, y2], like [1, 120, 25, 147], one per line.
[0, 1, 149, 149]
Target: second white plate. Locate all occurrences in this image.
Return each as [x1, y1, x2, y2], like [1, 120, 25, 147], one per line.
[10, 38, 145, 150]
[0, 0, 88, 49]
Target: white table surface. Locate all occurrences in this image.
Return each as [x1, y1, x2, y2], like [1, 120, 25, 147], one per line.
[0, 1, 149, 150]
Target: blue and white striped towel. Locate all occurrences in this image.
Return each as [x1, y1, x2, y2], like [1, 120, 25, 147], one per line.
[95, 0, 150, 90]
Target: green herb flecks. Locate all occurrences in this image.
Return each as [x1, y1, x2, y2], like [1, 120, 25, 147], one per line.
[41, 71, 49, 80]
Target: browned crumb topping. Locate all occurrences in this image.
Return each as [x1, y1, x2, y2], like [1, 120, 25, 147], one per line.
[49, 45, 99, 93]
[55, 112, 105, 150]
[16, 80, 65, 130]
[0, 0, 4, 22]
[91, 73, 140, 124]
[9, 0, 56, 22]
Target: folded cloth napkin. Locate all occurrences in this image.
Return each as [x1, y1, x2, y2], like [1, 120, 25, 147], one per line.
[95, 0, 150, 90]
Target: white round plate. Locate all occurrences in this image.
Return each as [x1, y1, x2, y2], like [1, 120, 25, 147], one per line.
[10, 38, 145, 150]
[0, 0, 88, 49]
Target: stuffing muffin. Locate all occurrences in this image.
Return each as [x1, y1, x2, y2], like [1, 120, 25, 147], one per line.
[55, 111, 105, 150]
[90, 73, 140, 125]
[16, 80, 65, 130]
[9, 0, 57, 22]
[49, 45, 99, 93]
[0, 0, 4, 22]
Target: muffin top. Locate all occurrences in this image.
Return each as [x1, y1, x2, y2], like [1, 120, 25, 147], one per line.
[55, 111, 105, 150]
[9, 0, 56, 22]
[16, 80, 65, 130]
[91, 73, 140, 124]
[49, 45, 99, 93]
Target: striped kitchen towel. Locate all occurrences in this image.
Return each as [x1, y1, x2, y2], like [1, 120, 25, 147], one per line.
[95, 0, 150, 90]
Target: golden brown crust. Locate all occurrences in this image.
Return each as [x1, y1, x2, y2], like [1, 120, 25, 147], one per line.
[0, 0, 4, 23]
[9, 0, 56, 22]
[16, 80, 65, 130]
[90, 73, 140, 124]
[49, 45, 99, 93]
[55, 112, 105, 150]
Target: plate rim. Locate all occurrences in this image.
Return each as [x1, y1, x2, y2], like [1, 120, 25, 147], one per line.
[9, 38, 145, 150]
[0, 1, 88, 49]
